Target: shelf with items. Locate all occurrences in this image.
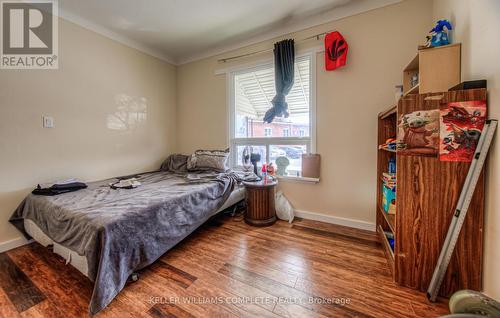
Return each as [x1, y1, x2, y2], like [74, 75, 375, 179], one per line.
[381, 170, 396, 221]
[402, 43, 461, 95]
[403, 83, 419, 96]
[376, 104, 397, 277]
[377, 225, 394, 274]
[403, 54, 419, 95]
[378, 135, 397, 153]
[378, 205, 395, 234]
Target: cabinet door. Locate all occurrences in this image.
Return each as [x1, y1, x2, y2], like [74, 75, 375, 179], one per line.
[395, 89, 485, 296]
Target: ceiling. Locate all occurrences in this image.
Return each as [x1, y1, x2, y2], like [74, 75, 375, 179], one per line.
[58, 0, 401, 65]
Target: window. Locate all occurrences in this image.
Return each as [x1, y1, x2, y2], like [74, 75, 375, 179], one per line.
[230, 54, 315, 177]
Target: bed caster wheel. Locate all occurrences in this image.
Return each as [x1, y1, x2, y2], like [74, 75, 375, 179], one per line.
[441, 290, 500, 317]
[128, 273, 139, 283]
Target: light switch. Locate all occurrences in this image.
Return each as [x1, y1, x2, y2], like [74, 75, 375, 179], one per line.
[43, 116, 54, 128]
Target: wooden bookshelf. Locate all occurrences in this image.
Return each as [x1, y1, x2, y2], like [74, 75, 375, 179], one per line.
[376, 89, 486, 298]
[376, 43, 485, 298]
[376, 105, 397, 276]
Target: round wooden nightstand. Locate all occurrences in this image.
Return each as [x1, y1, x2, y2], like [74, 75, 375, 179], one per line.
[243, 179, 277, 227]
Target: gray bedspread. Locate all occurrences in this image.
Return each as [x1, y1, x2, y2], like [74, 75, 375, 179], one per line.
[10, 169, 238, 315]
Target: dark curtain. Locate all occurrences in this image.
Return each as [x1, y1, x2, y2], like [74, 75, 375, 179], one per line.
[264, 39, 295, 123]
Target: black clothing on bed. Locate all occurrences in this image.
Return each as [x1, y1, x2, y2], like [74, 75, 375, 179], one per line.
[32, 182, 88, 196]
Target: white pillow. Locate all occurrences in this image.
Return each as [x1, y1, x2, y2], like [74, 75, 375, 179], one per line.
[187, 149, 230, 172]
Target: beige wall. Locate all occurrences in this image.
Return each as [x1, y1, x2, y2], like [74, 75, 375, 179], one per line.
[433, 0, 500, 300]
[177, 0, 433, 225]
[0, 19, 177, 244]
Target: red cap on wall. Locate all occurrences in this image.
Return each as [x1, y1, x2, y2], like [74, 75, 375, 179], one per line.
[325, 31, 348, 71]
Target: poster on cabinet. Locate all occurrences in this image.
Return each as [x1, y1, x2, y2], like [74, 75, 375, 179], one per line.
[397, 109, 440, 156]
[439, 100, 487, 162]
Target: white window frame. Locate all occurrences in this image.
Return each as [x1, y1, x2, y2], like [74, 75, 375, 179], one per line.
[227, 52, 317, 169]
[264, 128, 272, 137]
[283, 128, 290, 137]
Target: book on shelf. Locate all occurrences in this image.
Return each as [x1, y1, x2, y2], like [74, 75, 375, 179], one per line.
[382, 172, 396, 189]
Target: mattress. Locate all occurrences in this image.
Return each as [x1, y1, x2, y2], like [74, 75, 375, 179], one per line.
[23, 186, 245, 278]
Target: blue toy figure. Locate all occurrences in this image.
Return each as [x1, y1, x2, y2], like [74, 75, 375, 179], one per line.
[429, 20, 453, 47]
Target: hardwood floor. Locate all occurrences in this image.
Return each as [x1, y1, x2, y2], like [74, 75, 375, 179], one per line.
[0, 215, 449, 318]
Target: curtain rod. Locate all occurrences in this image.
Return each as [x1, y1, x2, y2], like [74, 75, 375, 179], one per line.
[217, 31, 331, 63]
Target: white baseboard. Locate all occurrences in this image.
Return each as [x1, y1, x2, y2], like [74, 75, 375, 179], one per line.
[294, 210, 376, 232]
[0, 237, 32, 253]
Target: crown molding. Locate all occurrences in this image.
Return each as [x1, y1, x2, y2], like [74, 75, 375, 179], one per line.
[177, 0, 402, 65]
[58, 8, 177, 65]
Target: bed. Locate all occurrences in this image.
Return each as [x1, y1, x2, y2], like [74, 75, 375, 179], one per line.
[22, 185, 244, 278]
[9, 155, 243, 315]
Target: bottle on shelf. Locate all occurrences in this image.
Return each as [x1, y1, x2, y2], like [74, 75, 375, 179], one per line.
[261, 163, 267, 183]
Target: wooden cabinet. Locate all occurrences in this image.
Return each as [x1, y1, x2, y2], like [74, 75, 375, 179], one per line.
[376, 89, 485, 298]
[419, 44, 461, 93]
[403, 43, 461, 95]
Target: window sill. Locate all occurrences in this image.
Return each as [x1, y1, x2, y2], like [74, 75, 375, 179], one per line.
[276, 175, 320, 183]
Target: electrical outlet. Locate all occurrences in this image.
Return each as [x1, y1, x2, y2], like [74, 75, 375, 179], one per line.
[43, 116, 54, 128]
